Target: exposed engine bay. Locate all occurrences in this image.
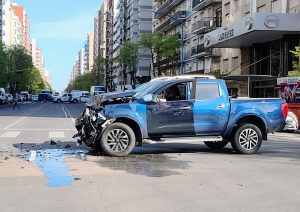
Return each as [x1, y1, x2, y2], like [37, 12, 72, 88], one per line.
[73, 92, 134, 148]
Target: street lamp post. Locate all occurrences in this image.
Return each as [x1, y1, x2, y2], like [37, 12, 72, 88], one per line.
[152, 10, 187, 75]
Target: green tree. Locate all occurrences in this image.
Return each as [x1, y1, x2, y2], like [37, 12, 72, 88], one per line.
[116, 41, 139, 89]
[290, 46, 300, 76]
[66, 72, 101, 92]
[140, 33, 180, 77]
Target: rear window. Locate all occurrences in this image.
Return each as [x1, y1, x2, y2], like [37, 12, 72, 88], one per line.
[196, 83, 220, 100]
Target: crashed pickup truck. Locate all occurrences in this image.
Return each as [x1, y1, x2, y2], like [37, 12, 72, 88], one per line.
[74, 75, 288, 157]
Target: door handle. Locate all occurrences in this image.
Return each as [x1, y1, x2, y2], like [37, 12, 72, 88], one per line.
[217, 104, 225, 109]
[180, 106, 192, 110]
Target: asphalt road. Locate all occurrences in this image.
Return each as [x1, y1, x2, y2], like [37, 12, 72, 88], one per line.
[0, 102, 300, 212]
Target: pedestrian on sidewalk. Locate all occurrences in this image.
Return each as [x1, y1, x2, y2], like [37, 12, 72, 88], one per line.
[13, 93, 20, 110]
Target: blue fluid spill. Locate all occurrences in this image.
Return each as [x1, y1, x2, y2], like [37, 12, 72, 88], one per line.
[32, 149, 89, 188]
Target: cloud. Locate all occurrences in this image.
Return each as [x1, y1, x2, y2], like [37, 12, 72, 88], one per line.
[31, 10, 96, 41]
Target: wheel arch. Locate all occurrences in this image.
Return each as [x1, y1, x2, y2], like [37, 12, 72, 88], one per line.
[233, 115, 267, 140]
[114, 117, 143, 146]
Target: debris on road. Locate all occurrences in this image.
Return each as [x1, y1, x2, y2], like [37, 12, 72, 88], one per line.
[28, 150, 37, 162]
[50, 140, 57, 145]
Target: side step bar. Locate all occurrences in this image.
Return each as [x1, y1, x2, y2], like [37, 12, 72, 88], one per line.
[145, 136, 223, 144]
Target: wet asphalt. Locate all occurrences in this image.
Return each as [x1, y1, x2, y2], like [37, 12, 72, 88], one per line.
[0, 102, 300, 212]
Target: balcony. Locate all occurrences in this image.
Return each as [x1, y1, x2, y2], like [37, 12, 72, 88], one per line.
[154, 11, 186, 33]
[191, 44, 221, 58]
[192, 0, 221, 11]
[192, 17, 221, 34]
[154, 0, 183, 19]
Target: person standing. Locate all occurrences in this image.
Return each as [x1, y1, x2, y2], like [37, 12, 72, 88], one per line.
[13, 93, 20, 110]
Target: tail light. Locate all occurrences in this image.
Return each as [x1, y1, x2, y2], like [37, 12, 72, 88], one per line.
[281, 103, 288, 120]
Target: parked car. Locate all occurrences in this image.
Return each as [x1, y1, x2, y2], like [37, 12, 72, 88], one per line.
[80, 93, 91, 103]
[31, 94, 39, 102]
[20, 91, 29, 101]
[6, 94, 13, 103]
[54, 93, 72, 103]
[74, 75, 288, 157]
[38, 93, 54, 102]
[0, 88, 7, 104]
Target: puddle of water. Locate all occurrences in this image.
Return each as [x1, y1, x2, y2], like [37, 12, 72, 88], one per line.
[25, 148, 89, 188]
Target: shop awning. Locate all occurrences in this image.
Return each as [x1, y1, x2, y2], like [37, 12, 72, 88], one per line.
[204, 13, 300, 48]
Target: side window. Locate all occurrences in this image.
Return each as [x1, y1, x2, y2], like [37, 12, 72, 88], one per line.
[196, 83, 220, 100]
[158, 82, 192, 102]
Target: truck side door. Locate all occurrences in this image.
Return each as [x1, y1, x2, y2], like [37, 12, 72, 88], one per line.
[147, 81, 195, 136]
[193, 80, 230, 135]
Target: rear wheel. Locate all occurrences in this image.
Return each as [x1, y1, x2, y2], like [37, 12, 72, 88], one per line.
[100, 122, 136, 157]
[57, 99, 61, 103]
[231, 123, 262, 154]
[204, 141, 228, 149]
[73, 99, 78, 103]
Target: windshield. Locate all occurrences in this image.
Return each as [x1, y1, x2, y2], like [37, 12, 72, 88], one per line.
[133, 80, 165, 99]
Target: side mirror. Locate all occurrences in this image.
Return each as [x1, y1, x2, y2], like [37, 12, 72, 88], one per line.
[143, 94, 157, 103]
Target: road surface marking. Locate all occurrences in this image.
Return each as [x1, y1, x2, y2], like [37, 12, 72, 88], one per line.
[4, 129, 74, 131]
[0, 132, 21, 138]
[64, 106, 75, 124]
[4, 105, 44, 130]
[49, 132, 65, 138]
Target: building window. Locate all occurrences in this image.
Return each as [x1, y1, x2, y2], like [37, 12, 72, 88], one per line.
[271, 0, 280, 13]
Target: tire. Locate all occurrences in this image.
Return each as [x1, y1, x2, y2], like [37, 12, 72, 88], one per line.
[57, 99, 62, 103]
[204, 141, 229, 149]
[231, 123, 262, 154]
[100, 122, 136, 157]
[73, 99, 78, 103]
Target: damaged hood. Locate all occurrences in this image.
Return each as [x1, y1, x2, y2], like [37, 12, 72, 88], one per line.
[96, 91, 136, 105]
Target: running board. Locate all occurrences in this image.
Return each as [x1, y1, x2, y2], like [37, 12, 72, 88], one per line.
[145, 136, 223, 144]
[196, 136, 223, 142]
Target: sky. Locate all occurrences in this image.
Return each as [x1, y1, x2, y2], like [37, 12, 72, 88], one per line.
[15, 0, 103, 92]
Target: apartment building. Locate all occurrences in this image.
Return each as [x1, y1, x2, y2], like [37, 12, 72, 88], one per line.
[113, 0, 153, 91]
[11, 3, 30, 50]
[153, 0, 222, 76]
[87, 32, 94, 72]
[205, 0, 300, 97]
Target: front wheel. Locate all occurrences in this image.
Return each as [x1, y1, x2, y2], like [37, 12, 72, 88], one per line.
[231, 123, 262, 154]
[204, 141, 228, 149]
[100, 122, 136, 157]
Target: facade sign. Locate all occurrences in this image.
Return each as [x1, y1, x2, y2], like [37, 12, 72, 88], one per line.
[277, 77, 300, 85]
[218, 28, 234, 41]
[264, 15, 280, 28]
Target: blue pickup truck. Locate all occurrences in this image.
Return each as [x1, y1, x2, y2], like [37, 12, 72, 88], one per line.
[75, 75, 288, 156]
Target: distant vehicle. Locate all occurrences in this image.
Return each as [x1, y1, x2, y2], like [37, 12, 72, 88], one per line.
[6, 94, 13, 103]
[53, 92, 60, 97]
[80, 92, 91, 103]
[0, 88, 7, 104]
[20, 91, 29, 101]
[54, 93, 72, 103]
[38, 93, 54, 102]
[31, 94, 39, 102]
[41, 89, 51, 94]
[90, 86, 105, 96]
[71, 90, 90, 103]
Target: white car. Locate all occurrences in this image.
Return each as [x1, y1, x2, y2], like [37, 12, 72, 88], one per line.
[54, 93, 72, 103]
[6, 94, 13, 103]
[284, 112, 299, 131]
[80, 94, 91, 103]
[31, 94, 39, 102]
[0, 88, 7, 104]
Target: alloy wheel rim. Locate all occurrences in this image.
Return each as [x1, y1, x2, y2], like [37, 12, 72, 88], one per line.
[238, 129, 258, 151]
[106, 129, 129, 152]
